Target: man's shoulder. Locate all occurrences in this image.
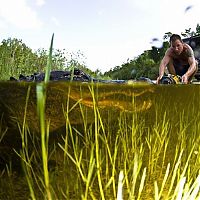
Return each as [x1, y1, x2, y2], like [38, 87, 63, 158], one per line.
[183, 43, 194, 57]
[165, 48, 173, 56]
[183, 43, 191, 49]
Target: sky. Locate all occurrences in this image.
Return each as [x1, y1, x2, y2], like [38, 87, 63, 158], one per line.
[0, 0, 199, 73]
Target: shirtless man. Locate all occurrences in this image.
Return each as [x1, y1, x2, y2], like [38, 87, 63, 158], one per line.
[157, 34, 198, 84]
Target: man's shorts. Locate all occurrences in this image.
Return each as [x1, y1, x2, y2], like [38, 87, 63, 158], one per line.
[173, 59, 190, 76]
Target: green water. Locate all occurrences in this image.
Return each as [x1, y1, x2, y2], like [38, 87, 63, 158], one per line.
[0, 82, 200, 199]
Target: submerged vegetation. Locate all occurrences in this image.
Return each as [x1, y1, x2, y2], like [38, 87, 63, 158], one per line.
[0, 30, 200, 199]
[0, 82, 200, 199]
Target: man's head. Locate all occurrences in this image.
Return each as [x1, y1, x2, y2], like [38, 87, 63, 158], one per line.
[170, 34, 184, 55]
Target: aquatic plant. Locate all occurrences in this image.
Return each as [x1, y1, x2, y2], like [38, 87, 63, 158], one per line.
[0, 36, 200, 200]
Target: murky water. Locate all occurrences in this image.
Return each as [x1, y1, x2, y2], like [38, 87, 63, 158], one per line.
[0, 82, 200, 199]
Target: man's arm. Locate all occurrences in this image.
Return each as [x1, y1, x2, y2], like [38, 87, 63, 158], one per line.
[182, 46, 197, 83]
[186, 57, 197, 76]
[156, 50, 171, 83]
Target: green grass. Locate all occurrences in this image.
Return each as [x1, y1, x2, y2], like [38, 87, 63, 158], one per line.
[0, 83, 200, 199]
[0, 35, 200, 199]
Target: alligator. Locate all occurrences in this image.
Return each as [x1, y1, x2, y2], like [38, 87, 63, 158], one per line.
[10, 68, 92, 82]
[0, 81, 155, 136]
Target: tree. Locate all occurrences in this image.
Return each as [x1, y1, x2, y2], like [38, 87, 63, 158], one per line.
[0, 38, 93, 80]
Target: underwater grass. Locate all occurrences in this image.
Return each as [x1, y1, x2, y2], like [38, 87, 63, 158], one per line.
[0, 36, 200, 200]
[1, 84, 200, 199]
[35, 33, 54, 200]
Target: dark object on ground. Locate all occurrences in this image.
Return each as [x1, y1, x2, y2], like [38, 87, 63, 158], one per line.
[159, 74, 182, 84]
[137, 77, 155, 84]
[10, 69, 92, 82]
[183, 35, 200, 80]
[9, 68, 135, 84]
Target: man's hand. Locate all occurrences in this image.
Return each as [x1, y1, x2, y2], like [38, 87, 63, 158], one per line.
[156, 75, 163, 84]
[181, 74, 189, 84]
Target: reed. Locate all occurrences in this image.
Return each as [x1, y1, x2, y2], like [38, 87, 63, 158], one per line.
[1, 84, 200, 199]
[31, 33, 54, 200]
[1, 36, 200, 200]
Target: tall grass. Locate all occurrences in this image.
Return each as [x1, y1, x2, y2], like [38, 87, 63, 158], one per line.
[1, 36, 200, 199]
[35, 33, 54, 200]
[1, 84, 200, 199]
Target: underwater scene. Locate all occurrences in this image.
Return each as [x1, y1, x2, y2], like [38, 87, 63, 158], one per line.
[0, 81, 200, 199]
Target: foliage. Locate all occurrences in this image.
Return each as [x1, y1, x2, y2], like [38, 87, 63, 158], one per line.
[104, 39, 170, 80]
[0, 38, 93, 80]
[1, 83, 200, 199]
[104, 44, 169, 80]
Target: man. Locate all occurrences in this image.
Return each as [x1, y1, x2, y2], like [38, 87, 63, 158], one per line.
[157, 34, 198, 84]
